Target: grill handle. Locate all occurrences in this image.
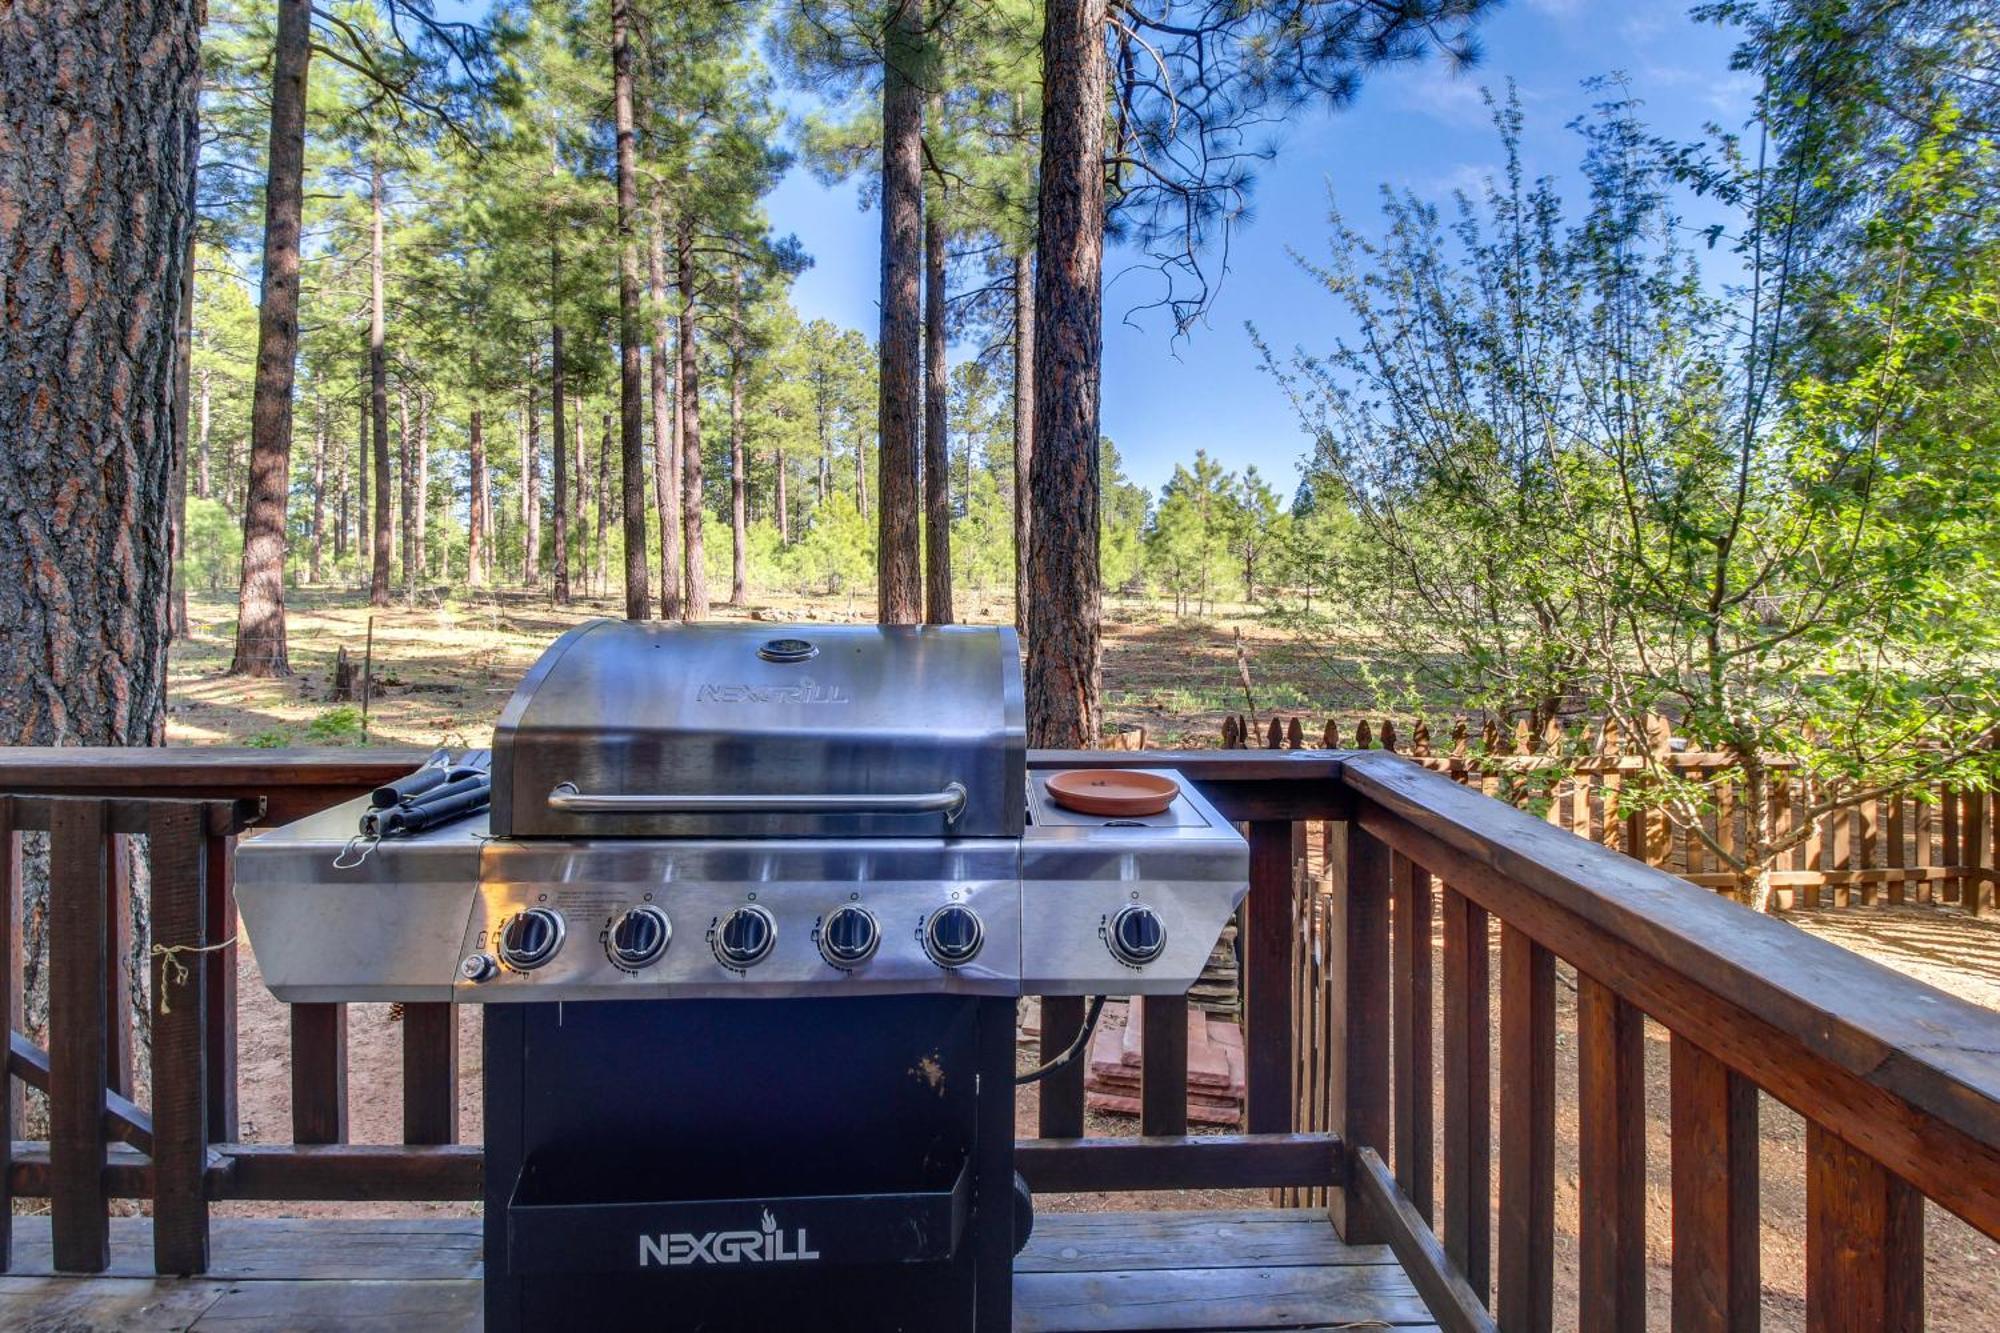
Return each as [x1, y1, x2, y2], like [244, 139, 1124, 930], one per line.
[546, 780, 968, 822]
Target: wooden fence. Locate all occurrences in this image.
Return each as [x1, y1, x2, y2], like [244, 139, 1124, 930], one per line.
[1227, 713, 1998, 913]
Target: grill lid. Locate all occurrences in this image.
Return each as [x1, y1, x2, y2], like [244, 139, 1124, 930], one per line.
[490, 620, 1025, 839]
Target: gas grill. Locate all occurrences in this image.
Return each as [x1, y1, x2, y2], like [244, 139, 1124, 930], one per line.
[236, 620, 1248, 1332]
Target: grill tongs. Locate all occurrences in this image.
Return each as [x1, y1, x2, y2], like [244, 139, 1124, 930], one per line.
[334, 750, 493, 867]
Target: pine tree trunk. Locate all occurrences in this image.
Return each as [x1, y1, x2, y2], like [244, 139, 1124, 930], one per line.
[551, 322, 571, 604]
[678, 217, 709, 621]
[171, 190, 194, 641]
[332, 403, 349, 565]
[1013, 248, 1034, 634]
[309, 401, 327, 583]
[415, 389, 430, 581]
[399, 381, 416, 599]
[0, 0, 199, 741]
[1029, 0, 1107, 747]
[923, 177, 953, 624]
[369, 159, 393, 607]
[573, 402, 588, 589]
[596, 411, 611, 597]
[230, 0, 311, 677]
[468, 402, 486, 586]
[611, 0, 650, 620]
[525, 379, 542, 586]
[876, 0, 925, 624]
[355, 392, 368, 572]
[196, 367, 213, 500]
[775, 449, 789, 543]
[729, 277, 748, 605]
[649, 206, 682, 619]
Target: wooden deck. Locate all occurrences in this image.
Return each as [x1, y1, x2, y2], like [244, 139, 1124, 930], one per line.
[0, 1209, 1437, 1331]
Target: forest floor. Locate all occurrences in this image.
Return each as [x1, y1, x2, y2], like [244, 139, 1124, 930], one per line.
[166, 584, 2000, 1330]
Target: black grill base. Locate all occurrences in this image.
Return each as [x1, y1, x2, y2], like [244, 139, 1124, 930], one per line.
[482, 996, 1019, 1332]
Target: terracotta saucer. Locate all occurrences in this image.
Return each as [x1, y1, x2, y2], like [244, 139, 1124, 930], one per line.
[1045, 769, 1180, 817]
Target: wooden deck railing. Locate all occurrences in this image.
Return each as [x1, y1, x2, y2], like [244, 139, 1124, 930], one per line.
[3, 746, 1999, 1332]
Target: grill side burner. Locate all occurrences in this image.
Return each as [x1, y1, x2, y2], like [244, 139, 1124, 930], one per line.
[233, 621, 1248, 1332]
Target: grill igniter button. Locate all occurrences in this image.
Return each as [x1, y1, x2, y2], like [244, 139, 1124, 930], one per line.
[713, 905, 777, 968]
[818, 905, 881, 968]
[460, 953, 498, 983]
[608, 904, 672, 969]
[922, 904, 984, 968]
[1107, 904, 1167, 967]
[499, 906, 566, 971]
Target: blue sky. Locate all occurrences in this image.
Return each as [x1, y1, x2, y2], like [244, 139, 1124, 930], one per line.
[764, 0, 1756, 496]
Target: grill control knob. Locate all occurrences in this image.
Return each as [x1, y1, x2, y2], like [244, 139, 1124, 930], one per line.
[499, 907, 566, 972]
[923, 904, 984, 968]
[713, 905, 777, 968]
[608, 904, 672, 969]
[1107, 905, 1167, 967]
[818, 905, 881, 968]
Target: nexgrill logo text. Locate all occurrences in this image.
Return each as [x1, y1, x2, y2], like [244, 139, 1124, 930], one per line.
[695, 679, 849, 705]
[639, 1209, 822, 1267]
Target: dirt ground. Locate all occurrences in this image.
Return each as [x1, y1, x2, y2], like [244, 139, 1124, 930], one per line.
[170, 587, 2000, 1328]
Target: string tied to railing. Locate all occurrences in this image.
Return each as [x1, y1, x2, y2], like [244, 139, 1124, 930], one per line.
[149, 933, 243, 1015]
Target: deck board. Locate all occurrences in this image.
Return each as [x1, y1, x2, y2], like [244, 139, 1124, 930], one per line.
[1, 1209, 1439, 1330]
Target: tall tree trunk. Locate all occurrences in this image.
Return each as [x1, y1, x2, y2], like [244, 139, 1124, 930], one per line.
[0, 0, 199, 741]
[729, 277, 748, 605]
[525, 379, 542, 586]
[610, 0, 650, 619]
[1029, 0, 1107, 747]
[230, 0, 312, 677]
[196, 367, 213, 499]
[1013, 248, 1034, 634]
[775, 449, 789, 543]
[677, 218, 709, 620]
[369, 160, 393, 607]
[468, 400, 486, 586]
[573, 402, 587, 589]
[399, 381, 416, 599]
[309, 400, 327, 583]
[333, 404, 349, 565]
[856, 427, 869, 519]
[596, 411, 611, 597]
[649, 207, 683, 619]
[923, 168, 953, 624]
[551, 324, 571, 603]
[817, 373, 832, 504]
[354, 390, 367, 571]
[876, 0, 925, 623]
[414, 389, 430, 580]
[171, 161, 195, 642]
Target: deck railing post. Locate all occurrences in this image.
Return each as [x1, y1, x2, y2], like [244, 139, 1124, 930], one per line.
[149, 803, 212, 1275]
[204, 831, 240, 1143]
[1326, 818, 1390, 1244]
[1670, 1034, 1759, 1332]
[1807, 1123, 1924, 1332]
[48, 800, 111, 1273]
[1245, 822, 1300, 1137]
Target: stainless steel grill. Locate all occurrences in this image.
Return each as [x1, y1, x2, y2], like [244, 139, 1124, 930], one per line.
[234, 620, 1250, 1332]
[237, 619, 1248, 1003]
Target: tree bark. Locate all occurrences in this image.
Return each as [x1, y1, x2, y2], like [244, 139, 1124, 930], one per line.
[611, 0, 649, 619]
[230, 0, 312, 677]
[551, 322, 571, 603]
[369, 159, 393, 607]
[414, 388, 430, 580]
[574, 401, 588, 590]
[678, 217, 710, 620]
[775, 449, 789, 543]
[524, 379, 542, 586]
[649, 206, 682, 619]
[923, 164, 953, 624]
[309, 400, 327, 583]
[467, 400, 486, 586]
[0, 0, 199, 741]
[596, 411, 612, 597]
[876, 0, 925, 623]
[332, 399, 349, 565]
[355, 389, 367, 571]
[1029, 0, 1107, 747]
[196, 367, 213, 500]
[171, 167, 195, 641]
[1013, 247, 1034, 634]
[729, 276, 748, 605]
[398, 381, 416, 598]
